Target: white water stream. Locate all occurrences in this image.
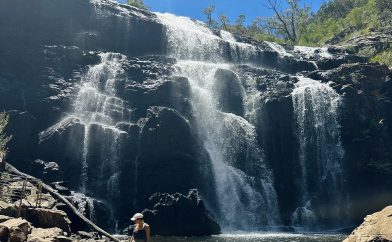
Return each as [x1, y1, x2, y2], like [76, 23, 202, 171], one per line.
[291, 76, 344, 230]
[156, 12, 281, 230]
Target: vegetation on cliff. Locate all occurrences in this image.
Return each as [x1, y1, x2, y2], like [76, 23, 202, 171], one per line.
[203, 0, 392, 66]
[0, 112, 11, 155]
[127, 0, 148, 10]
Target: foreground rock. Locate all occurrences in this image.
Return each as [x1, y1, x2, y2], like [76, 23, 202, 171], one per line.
[0, 218, 31, 242]
[27, 227, 64, 242]
[143, 189, 221, 236]
[0, 175, 114, 241]
[344, 206, 392, 242]
[24, 208, 71, 234]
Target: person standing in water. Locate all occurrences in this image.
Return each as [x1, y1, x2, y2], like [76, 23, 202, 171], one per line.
[128, 213, 151, 242]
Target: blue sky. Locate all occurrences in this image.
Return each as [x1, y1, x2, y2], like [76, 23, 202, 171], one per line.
[117, 0, 328, 25]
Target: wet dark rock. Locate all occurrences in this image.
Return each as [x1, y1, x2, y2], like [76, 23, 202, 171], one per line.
[0, 201, 18, 218]
[51, 182, 71, 196]
[135, 107, 199, 208]
[55, 203, 88, 233]
[4, 111, 38, 165]
[0, 225, 10, 241]
[213, 69, 244, 116]
[309, 62, 392, 224]
[143, 189, 221, 236]
[38, 118, 85, 187]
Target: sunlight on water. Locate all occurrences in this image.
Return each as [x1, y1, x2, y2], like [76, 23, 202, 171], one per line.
[152, 233, 345, 242]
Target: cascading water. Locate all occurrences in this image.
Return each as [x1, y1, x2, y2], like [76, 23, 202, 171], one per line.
[156, 13, 258, 63]
[45, 52, 133, 220]
[156, 12, 280, 231]
[174, 60, 279, 231]
[70, 192, 97, 223]
[291, 76, 344, 230]
[73, 52, 129, 195]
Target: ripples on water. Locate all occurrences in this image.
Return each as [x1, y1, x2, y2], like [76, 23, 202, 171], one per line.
[152, 233, 345, 242]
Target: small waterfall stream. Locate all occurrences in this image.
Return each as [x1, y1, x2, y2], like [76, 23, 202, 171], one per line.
[57, 52, 133, 221]
[73, 53, 129, 194]
[291, 76, 344, 230]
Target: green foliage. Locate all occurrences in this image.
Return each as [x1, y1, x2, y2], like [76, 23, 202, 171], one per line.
[261, 0, 311, 43]
[203, 0, 311, 44]
[299, 0, 381, 46]
[127, 0, 148, 10]
[371, 48, 392, 67]
[376, 0, 392, 26]
[317, 0, 368, 20]
[203, 0, 391, 47]
[0, 112, 11, 154]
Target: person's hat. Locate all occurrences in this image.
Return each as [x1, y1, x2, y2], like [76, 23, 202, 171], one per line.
[131, 213, 144, 221]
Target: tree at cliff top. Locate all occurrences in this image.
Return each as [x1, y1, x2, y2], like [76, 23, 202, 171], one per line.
[204, 5, 218, 30]
[0, 112, 11, 156]
[127, 0, 148, 10]
[262, 0, 311, 43]
[203, 0, 310, 44]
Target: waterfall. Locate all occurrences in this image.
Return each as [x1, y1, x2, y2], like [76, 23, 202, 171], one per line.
[156, 12, 258, 63]
[291, 76, 344, 230]
[70, 192, 97, 223]
[174, 60, 280, 231]
[156, 11, 280, 231]
[265, 41, 293, 57]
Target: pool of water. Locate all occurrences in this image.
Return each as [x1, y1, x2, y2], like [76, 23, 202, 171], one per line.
[152, 233, 346, 242]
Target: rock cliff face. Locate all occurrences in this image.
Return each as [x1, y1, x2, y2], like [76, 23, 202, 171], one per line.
[1, 0, 392, 234]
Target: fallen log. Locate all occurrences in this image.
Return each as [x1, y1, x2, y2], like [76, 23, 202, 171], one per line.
[4, 162, 120, 242]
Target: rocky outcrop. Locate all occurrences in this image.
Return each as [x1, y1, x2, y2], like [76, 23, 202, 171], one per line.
[27, 227, 64, 242]
[332, 27, 392, 57]
[24, 208, 71, 234]
[0, 218, 31, 242]
[143, 189, 221, 236]
[0, 177, 113, 241]
[344, 206, 392, 242]
[0, 202, 18, 218]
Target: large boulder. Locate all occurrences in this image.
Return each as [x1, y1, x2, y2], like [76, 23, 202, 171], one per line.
[344, 206, 392, 242]
[0, 201, 18, 218]
[143, 189, 221, 236]
[24, 208, 71, 234]
[0, 215, 12, 223]
[0, 225, 10, 241]
[27, 227, 63, 242]
[0, 218, 31, 242]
